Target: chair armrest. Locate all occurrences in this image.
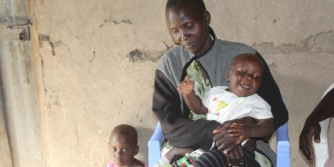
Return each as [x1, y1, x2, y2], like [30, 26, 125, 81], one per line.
[148, 122, 164, 167]
[277, 123, 290, 167]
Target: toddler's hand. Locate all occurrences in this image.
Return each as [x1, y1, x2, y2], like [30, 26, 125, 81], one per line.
[178, 75, 194, 95]
[227, 123, 252, 145]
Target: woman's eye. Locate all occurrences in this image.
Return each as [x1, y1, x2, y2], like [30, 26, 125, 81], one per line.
[171, 29, 179, 34]
[242, 71, 246, 74]
[122, 149, 128, 152]
[186, 23, 193, 29]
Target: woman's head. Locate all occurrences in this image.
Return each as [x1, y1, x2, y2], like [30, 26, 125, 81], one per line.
[165, 0, 213, 56]
[226, 54, 264, 97]
[166, 0, 206, 14]
[108, 124, 139, 166]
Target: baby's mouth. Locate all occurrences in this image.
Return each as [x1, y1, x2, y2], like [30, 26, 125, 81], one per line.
[240, 83, 250, 89]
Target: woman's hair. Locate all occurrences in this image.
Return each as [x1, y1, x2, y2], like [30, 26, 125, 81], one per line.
[166, 0, 207, 15]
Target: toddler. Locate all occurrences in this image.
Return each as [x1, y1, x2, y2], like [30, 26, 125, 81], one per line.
[108, 124, 148, 167]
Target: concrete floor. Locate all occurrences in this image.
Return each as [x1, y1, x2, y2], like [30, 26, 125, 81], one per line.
[27, 0, 334, 166]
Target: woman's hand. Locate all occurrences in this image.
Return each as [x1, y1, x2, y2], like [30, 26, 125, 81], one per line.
[227, 123, 252, 145]
[224, 145, 244, 166]
[213, 121, 239, 153]
[213, 117, 255, 153]
[299, 118, 321, 163]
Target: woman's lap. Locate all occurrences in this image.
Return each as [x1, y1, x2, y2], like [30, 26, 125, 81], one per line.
[193, 148, 260, 167]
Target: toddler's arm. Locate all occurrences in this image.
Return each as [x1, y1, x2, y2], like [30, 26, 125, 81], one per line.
[227, 118, 275, 144]
[178, 75, 207, 114]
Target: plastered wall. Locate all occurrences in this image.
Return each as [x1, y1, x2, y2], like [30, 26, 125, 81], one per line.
[28, 0, 334, 166]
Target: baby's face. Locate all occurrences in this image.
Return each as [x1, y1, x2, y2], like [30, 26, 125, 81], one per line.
[226, 58, 263, 97]
[109, 133, 138, 166]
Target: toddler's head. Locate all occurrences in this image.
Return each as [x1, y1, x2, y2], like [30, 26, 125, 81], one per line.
[226, 54, 264, 97]
[109, 124, 139, 166]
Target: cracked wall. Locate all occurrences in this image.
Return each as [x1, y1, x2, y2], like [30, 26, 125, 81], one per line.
[29, 0, 334, 166]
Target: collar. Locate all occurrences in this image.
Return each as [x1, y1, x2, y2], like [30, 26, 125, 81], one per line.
[193, 26, 216, 59]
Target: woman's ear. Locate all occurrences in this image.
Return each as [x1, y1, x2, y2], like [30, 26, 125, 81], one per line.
[204, 11, 211, 25]
[226, 70, 231, 82]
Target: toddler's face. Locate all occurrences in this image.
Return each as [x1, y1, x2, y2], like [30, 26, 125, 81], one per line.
[226, 58, 263, 97]
[109, 133, 138, 166]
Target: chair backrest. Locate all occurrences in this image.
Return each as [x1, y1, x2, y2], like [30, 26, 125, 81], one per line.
[313, 83, 334, 167]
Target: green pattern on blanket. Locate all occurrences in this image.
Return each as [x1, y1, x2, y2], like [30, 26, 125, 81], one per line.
[255, 151, 272, 167]
[186, 60, 211, 120]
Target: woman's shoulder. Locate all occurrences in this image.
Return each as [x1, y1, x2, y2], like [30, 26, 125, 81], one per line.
[214, 39, 257, 54]
[162, 45, 187, 60]
[157, 46, 192, 71]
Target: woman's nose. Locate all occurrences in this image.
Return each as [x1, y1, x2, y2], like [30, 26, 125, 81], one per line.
[181, 31, 189, 40]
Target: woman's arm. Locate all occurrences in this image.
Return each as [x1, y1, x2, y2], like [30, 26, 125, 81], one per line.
[153, 70, 219, 150]
[228, 118, 275, 144]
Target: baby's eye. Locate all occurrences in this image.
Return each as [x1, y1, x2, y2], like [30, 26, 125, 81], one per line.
[112, 148, 117, 152]
[122, 148, 128, 152]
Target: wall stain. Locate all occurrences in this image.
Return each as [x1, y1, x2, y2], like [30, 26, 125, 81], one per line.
[252, 31, 334, 55]
[99, 19, 112, 27]
[113, 19, 132, 25]
[268, 62, 278, 71]
[38, 34, 63, 56]
[99, 19, 132, 27]
[127, 42, 173, 63]
[162, 41, 171, 50]
[89, 51, 96, 63]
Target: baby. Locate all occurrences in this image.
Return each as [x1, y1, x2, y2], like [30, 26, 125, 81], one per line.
[108, 124, 148, 167]
[158, 54, 275, 167]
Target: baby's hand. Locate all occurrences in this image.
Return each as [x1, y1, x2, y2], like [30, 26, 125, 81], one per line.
[178, 75, 194, 95]
[227, 123, 252, 145]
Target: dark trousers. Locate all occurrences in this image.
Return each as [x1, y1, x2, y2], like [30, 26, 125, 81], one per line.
[193, 148, 261, 167]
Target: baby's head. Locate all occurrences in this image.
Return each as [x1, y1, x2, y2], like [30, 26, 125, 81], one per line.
[109, 124, 139, 166]
[226, 54, 264, 97]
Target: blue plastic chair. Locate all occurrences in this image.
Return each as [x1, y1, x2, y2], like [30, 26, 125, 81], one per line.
[148, 99, 290, 167]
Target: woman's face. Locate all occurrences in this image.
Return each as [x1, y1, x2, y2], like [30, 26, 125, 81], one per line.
[165, 2, 212, 56]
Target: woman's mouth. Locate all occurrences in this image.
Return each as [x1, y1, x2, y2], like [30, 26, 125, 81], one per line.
[185, 42, 195, 47]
